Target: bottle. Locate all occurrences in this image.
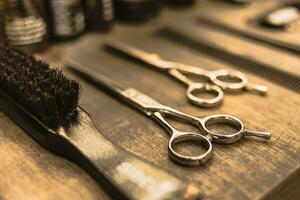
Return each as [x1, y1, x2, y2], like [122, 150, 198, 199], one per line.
[81, 0, 114, 31]
[45, 0, 86, 40]
[167, 0, 196, 7]
[3, 0, 48, 52]
[114, 0, 162, 22]
[0, 2, 5, 46]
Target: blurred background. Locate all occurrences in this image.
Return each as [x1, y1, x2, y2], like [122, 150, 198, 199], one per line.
[4, 0, 299, 52]
[0, 0, 198, 52]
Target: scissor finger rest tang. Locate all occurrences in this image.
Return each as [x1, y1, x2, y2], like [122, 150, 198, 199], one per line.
[200, 115, 271, 144]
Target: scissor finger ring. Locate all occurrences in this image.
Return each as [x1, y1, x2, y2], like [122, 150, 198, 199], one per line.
[168, 131, 213, 166]
[186, 83, 224, 107]
[210, 70, 248, 92]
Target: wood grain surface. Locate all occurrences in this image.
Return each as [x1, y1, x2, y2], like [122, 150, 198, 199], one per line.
[0, 1, 300, 200]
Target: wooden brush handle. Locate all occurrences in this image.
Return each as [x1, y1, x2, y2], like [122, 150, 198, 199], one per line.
[59, 108, 199, 200]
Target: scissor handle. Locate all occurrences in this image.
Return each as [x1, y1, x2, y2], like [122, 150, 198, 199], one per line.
[201, 114, 245, 144]
[153, 112, 213, 166]
[209, 69, 248, 92]
[200, 114, 271, 144]
[168, 131, 213, 166]
[186, 83, 224, 107]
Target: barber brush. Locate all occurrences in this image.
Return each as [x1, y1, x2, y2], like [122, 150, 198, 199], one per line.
[0, 46, 199, 200]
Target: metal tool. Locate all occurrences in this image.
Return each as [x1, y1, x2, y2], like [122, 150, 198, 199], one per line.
[67, 59, 271, 166]
[105, 40, 268, 108]
[259, 3, 300, 31]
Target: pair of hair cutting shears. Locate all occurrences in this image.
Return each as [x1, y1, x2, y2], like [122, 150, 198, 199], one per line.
[67, 60, 271, 166]
[105, 40, 268, 107]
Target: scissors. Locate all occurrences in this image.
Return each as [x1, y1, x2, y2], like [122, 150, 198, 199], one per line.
[67, 60, 271, 166]
[104, 40, 268, 108]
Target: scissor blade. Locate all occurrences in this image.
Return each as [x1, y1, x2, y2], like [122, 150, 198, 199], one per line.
[105, 39, 169, 69]
[66, 59, 164, 114]
[66, 59, 126, 97]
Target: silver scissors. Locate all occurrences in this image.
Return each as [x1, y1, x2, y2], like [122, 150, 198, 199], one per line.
[67, 59, 271, 166]
[105, 40, 268, 108]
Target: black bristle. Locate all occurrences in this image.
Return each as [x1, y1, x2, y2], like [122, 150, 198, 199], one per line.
[0, 46, 80, 130]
